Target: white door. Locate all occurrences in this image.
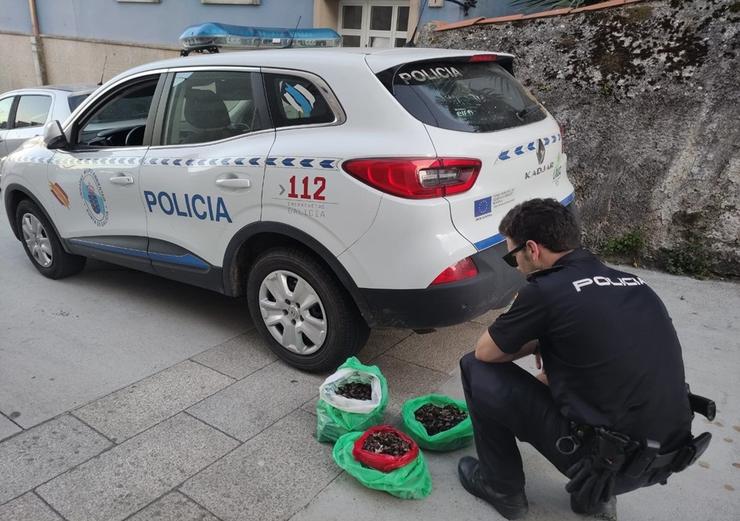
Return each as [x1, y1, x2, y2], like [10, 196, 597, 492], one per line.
[48, 74, 161, 262]
[140, 69, 275, 270]
[338, 0, 410, 48]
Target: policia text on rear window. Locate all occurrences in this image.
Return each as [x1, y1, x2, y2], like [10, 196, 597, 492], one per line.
[381, 61, 546, 133]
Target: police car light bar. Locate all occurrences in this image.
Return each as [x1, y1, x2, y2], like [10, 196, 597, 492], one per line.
[179, 23, 341, 54]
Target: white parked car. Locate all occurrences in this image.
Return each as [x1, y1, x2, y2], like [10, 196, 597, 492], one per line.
[1, 39, 574, 371]
[0, 85, 96, 181]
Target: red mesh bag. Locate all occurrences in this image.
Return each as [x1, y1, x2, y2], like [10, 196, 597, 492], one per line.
[352, 425, 420, 472]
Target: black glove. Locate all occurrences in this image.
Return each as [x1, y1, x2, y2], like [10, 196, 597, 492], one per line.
[565, 456, 617, 511]
[565, 428, 631, 512]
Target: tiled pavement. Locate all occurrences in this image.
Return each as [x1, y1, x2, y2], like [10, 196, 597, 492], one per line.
[1, 265, 738, 521]
[0, 318, 495, 521]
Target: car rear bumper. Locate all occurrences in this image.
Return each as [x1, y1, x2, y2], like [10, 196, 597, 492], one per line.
[359, 240, 525, 329]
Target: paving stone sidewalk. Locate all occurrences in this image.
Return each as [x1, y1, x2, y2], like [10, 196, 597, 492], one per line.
[0, 268, 737, 521]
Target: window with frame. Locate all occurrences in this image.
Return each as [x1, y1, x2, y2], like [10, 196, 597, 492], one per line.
[14, 95, 52, 129]
[339, 1, 410, 48]
[77, 77, 158, 147]
[386, 61, 546, 133]
[68, 94, 90, 113]
[264, 74, 335, 128]
[0, 97, 13, 130]
[162, 70, 267, 146]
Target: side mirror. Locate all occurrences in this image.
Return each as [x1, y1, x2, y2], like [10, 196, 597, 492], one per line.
[43, 120, 68, 149]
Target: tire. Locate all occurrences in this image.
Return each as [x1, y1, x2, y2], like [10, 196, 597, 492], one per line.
[247, 247, 370, 373]
[15, 199, 86, 279]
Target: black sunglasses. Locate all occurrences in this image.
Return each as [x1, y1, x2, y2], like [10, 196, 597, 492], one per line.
[502, 243, 526, 267]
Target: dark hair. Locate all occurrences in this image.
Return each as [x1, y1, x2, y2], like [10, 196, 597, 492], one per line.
[498, 198, 581, 252]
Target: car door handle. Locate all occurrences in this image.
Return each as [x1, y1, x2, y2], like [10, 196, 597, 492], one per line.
[216, 177, 251, 189]
[109, 175, 134, 186]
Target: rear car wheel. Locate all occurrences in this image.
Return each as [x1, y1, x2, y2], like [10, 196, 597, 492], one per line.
[15, 199, 86, 279]
[247, 247, 369, 372]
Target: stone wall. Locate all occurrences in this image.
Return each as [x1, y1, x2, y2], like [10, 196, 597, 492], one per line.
[421, 0, 739, 277]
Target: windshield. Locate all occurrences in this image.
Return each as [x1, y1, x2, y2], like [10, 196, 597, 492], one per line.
[383, 61, 546, 133]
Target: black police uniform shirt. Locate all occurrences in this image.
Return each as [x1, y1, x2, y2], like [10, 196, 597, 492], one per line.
[488, 249, 692, 450]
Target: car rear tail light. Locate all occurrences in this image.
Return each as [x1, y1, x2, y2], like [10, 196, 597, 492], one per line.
[469, 54, 497, 62]
[558, 121, 566, 153]
[431, 257, 478, 285]
[342, 158, 481, 199]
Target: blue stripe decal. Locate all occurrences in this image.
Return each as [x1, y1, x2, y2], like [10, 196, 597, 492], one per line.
[69, 239, 209, 269]
[472, 193, 576, 251]
[69, 239, 150, 259]
[474, 233, 505, 251]
[44, 155, 338, 170]
[148, 251, 210, 269]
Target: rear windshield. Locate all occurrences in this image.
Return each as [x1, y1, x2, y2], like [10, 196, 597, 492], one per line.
[68, 94, 90, 113]
[381, 61, 546, 133]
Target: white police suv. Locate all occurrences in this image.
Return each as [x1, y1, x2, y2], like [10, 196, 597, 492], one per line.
[1, 25, 574, 371]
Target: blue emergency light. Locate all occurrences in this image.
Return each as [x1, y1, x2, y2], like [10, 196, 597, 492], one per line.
[179, 23, 341, 54]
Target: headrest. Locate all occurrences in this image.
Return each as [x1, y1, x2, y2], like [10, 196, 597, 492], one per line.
[184, 88, 230, 129]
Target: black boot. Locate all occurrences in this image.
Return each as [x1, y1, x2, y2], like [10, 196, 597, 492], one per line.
[457, 457, 529, 520]
[570, 494, 617, 520]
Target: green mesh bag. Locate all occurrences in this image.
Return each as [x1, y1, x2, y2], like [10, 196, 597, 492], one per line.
[401, 394, 473, 451]
[332, 431, 432, 499]
[316, 357, 388, 443]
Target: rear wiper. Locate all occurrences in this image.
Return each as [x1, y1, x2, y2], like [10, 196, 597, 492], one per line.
[515, 104, 541, 121]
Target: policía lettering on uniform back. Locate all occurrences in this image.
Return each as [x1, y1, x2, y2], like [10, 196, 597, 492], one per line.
[572, 276, 647, 292]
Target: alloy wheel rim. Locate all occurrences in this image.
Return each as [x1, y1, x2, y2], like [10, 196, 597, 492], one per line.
[258, 270, 327, 355]
[21, 213, 53, 268]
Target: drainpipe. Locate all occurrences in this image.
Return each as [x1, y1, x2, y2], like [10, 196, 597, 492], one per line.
[28, 0, 48, 85]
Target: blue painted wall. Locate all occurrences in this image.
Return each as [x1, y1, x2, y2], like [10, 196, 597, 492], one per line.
[0, 0, 526, 47]
[2, 0, 315, 47]
[0, 0, 32, 33]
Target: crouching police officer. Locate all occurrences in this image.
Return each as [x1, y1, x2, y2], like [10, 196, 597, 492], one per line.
[458, 198, 713, 520]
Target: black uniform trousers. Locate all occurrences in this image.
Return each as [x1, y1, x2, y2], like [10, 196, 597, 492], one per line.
[460, 352, 649, 496]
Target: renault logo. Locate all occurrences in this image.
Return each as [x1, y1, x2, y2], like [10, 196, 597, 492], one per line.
[536, 139, 546, 165]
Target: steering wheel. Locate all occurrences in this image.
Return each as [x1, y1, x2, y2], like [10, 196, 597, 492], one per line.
[88, 127, 125, 146]
[88, 135, 113, 147]
[125, 125, 146, 146]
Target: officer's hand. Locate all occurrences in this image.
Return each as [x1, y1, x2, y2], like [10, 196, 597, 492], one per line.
[536, 370, 549, 386]
[535, 348, 542, 370]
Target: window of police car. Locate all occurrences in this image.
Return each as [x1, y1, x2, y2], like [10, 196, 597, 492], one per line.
[382, 60, 546, 133]
[77, 77, 159, 147]
[264, 73, 335, 128]
[14, 95, 52, 129]
[162, 70, 268, 146]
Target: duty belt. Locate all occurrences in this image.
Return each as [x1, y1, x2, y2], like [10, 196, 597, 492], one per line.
[556, 385, 715, 480]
